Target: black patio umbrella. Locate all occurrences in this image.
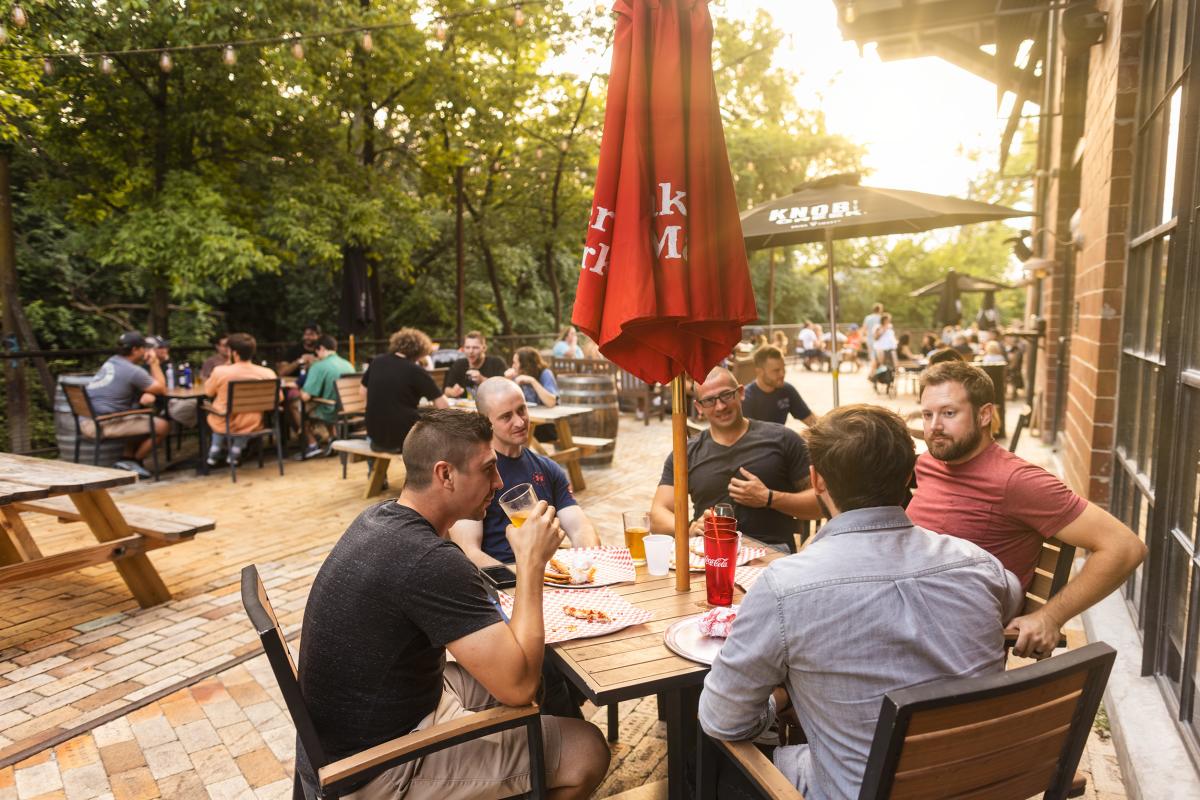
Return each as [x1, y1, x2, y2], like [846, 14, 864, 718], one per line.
[910, 270, 1014, 329]
[741, 174, 1029, 405]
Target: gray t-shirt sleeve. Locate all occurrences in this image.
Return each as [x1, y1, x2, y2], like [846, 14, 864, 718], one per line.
[125, 359, 154, 392]
[783, 429, 811, 489]
[405, 542, 501, 647]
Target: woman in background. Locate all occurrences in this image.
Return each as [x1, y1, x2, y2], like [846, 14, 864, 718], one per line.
[552, 326, 585, 359]
[507, 346, 559, 408]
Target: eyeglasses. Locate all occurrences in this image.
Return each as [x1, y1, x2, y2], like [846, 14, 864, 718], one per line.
[695, 387, 740, 408]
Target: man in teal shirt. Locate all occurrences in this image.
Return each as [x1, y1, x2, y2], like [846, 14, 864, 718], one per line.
[297, 334, 356, 460]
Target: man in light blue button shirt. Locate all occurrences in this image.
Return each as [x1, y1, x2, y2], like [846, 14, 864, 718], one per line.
[699, 405, 1022, 800]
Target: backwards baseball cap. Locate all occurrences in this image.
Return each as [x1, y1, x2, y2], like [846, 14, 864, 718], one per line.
[118, 331, 147, 349]
[145, 336, 170, 348]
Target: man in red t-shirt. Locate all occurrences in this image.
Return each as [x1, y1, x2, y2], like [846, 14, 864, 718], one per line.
[908, 361, 1145, 660]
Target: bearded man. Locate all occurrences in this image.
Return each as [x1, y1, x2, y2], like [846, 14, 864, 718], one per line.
[907, 361, 1145, 660]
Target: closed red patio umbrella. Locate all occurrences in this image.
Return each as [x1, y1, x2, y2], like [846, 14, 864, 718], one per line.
[573, 0, 756, 591]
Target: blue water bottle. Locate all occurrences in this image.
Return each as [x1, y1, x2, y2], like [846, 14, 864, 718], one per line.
[181, 363, 193, 388]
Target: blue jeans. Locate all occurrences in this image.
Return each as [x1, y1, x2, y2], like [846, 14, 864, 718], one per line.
[208, 432, 249, 460]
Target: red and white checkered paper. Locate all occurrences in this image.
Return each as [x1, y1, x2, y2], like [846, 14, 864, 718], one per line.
[544, 546, 637, 588]
[735, 565, 766, 592]
[497, 587, 654, 643]
[673, 537, 769, 572]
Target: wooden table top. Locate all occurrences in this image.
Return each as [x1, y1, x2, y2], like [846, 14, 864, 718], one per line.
[165, 386, 207, 399]
[445, 399, 593, 423]
[0, 453, 137, 497]
[545, 547, 782, 705]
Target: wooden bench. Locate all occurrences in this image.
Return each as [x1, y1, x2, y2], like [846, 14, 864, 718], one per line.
[571, 436, 615, 454]
[330, 439, 405, 499]
[12, 496, 214, 542]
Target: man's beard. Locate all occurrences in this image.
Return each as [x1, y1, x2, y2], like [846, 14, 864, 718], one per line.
[927, 420, 983, 462]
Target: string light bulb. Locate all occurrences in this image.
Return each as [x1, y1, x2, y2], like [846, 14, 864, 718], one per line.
[11, 5, 27, 28]
[361, 30, 373, 52]
[434, 20, 447, 40]
[291, 39, 305, 60]
[843, 1, 856, 23]
[595, 2, 607, 14]
[159, 51, 173, 72]
[42, 57, 53, 76]
[513, 6, 526, 27]
[100, 55, 114, 74]
[223, 45, 237, 65]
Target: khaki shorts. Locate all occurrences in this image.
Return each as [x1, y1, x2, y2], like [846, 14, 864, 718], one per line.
[80, 416, 153, 440]
[348, 663, 562, 800]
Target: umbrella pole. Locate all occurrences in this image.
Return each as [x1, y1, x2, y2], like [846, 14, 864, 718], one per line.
[349, 334, 356, 368]
[825, 229, 840, 408]
[671, 375, 691, 592]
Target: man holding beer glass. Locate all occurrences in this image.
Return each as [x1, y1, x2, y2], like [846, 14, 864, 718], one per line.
[650, 367, 821, 553]
[450, 377, 599, 568]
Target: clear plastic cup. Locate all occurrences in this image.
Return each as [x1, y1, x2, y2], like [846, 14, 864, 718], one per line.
[642, 534, 674, 575]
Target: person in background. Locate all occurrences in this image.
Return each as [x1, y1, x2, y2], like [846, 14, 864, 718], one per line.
[204, 333, 278, 467]
[873, 313, 898, 368]
[280, 323, 322, 431]
[981, 340, 1008, 365]
[450, 377, 599, 567]
[910, 361, 1146, 659]
[84, 331, 168, 478]
[952, 333, 975, 358]
[444, 330, 507, 399]
[700, 405, 1022, 800]
[840, 324, 861, 371]
[896, 333, 917, 362]
[296, 409, 609, 800]
[506, 346, 558, 408]
[200, 334, 230, 381]
[362, 327, 448, 454]
[296, 334, 355, 460]
[552, 326, 585, 359]
[920, 332, 939, 356]
[742, 346, 817, 427]
[771, 330, 789, 357]
[146, 335, 199, 430]
[797, 322, 827, 371]
[861, 302, 883, 372]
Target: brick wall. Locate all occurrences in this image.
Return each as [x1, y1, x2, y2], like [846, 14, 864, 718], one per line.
[1060, 0, 1143, 504]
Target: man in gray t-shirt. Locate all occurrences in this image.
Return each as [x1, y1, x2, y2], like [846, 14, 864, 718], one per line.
[84, 331, 168, 476]
[650, 366, 819, 549]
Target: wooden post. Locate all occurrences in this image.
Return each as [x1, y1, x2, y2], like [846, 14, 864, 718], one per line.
[455, 165, 466, 345]
[766, 247, 776, 332]
[348, 334, 356, 367]
[825, 228, 841, 408]
[671, 376, 690, 592]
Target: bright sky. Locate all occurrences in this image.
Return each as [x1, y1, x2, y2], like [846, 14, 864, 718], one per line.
[562, 0, 1009, 197]
[738, 0, 1005, 196]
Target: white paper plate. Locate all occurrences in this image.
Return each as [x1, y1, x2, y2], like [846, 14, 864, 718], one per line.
[663, 614, 728, 665]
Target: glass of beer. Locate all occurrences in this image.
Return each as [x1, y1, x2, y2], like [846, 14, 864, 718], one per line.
[622, 511, 649, 565]
[499, 483, 537, 528]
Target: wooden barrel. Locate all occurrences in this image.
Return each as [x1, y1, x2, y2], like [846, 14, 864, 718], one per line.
[556, 373, 619, 467]
[54, 375, 125, 466]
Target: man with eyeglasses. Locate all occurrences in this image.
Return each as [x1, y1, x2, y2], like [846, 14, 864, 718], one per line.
[650, 367, 821, 552]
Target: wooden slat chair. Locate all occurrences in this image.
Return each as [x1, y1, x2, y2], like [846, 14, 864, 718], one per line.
[330, 374, 367, 479]
[240, 565, 547, 800]
[201, 378, 284, 483]
[698, 641, 1116, 800]
[1003, 536, 1077, 652]
[617, 368, 666, 425]
[62, 383, 160, 480]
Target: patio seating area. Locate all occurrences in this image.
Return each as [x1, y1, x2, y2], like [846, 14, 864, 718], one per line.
[0, 366, 1128, 800]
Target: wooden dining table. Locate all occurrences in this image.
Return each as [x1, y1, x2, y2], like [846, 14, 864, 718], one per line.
[537, 544, 783, 800]
[0, 453, 214, 607]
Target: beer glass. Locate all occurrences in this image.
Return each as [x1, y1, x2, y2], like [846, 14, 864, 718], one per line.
[622, 511, 649, 564]
[499, 483, 537, 528]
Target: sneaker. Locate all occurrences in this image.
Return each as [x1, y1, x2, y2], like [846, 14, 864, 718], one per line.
[294, 444, 321, 461]
[114, 459, 152, 479]
[206, 453, 224, 468]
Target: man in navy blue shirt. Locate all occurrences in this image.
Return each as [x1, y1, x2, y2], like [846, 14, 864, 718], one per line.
[450, 378, 600, 566]
[742, 346, 818, 427]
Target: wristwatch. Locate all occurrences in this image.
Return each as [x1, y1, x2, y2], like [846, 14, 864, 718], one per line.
[766, 489, 774, 509]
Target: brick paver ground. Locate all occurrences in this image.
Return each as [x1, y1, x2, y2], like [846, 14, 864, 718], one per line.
[0, 363, 1128, 798]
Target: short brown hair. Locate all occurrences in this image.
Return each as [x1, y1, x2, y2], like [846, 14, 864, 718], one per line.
[402, 409, 493, 490]
[513, 346, 547, 376]
[805, 405, 915, 511]
[753, 345, 784, 367]
[919, 361, 995, 410]
[227, 333, 257, 361]
[464, 330, 486, 345]
[926, 347, 965, 365]
[389, 327, 433, 360]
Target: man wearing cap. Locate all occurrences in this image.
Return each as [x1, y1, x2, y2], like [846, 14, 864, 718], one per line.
[145, 336, 197, 430]
[85, 332, 168, 478]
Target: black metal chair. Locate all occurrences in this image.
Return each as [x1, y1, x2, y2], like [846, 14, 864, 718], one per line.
[1009, 404, 1034, 452]
[239, 565, 546, 799]
[201, 378, 284, 483]
[698, 641, 1116, 800]
[62, 382, 160, 480]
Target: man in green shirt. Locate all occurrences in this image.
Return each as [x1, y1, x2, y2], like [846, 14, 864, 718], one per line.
[297, 334, 356, 460]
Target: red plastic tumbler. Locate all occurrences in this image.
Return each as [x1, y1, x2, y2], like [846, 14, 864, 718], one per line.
[703, 520, 739, 607]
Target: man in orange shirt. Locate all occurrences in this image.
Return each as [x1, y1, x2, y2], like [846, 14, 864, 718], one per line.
[204, 333, 278, 467]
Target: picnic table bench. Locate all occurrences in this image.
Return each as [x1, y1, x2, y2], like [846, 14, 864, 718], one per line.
[0, 453, 214, 607]
[330, 439, 404, 499]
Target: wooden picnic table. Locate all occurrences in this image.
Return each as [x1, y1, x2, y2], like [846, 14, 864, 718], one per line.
[536, 542, 783, 800]
[0, 453, 214, 608]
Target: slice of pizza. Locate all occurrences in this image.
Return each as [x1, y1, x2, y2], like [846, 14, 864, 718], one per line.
[562, 605, 613, 624]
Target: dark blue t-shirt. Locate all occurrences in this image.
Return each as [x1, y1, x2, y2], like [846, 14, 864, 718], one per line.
[483, 449, 577, 562]
[742, 381, 814, 425]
